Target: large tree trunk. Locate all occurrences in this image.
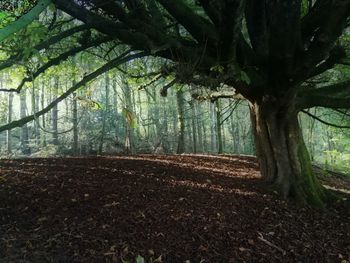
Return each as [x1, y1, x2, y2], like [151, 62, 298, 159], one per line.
[250, 100, 328, 206]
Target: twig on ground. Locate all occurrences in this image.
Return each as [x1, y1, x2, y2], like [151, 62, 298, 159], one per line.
[257, 232, 287, 255]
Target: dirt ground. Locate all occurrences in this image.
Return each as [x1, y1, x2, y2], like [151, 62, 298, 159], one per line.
[0, 155, 349, 263]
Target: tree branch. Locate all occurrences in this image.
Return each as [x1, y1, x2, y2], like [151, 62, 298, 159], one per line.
[299, 0, 350, 79]
[0, 24, 89, 72]
[0, 52, 147, 133]
[298, 80, 350, 109]
[301, 110, 350, 128]
[156, 0, 219, 44]
[15, 36, 113, 92]
[53, 0, 156, 51]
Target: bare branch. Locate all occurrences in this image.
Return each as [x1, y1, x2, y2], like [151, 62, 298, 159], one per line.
[301, 110, 350, 128]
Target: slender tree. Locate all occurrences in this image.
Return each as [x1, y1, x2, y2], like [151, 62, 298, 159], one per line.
[176, 89, 185, 154]
[72, 91, 78, 155]
[20, 89, 30, 155]
[7, 92, 13, 154]
[52, 77, 59, 145]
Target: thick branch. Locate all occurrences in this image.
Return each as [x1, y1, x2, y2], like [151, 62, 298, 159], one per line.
[245, 0, 269, 59]
[308, 45, 347, 78]
[197, 0, 224, 26]
[299, 0, 350, 78]
[53, 0, 217, 70]
[301, 0, 331, 44]
[156, 0, 219, 44]
[53, 0, 156, 50]
[298, 80, 350, 109]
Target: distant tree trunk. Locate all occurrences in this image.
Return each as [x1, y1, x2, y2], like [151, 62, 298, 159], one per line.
[172, 103, 178, 152]
[145, 91, 152, 141]
[209, 102, 217, 153]
[250, 99, 327, 206]
[216, 100, 223, 154]
[7, 92, 13, 154]
[20, 90, 30, 155]
[202, 120, 208, 153]
[112, 74, 121, 149]
[176, 89, 185, 154]
[161, 96, 169, 153]
[306, 109, 316, 161]
[190, 100, 197, 153]
[122, 79, 134, 154]
[52, 77, 59, 145]
[195, 101, 204, 153]
[136, 89, 143, 140]
[152, 85, 161, 147]
[72, 91, 78, 155]
[31, 84, 40, 146]
[98, 73, 109, 154]
[41, 84, 47, 147]
[230, 111, 240, 153]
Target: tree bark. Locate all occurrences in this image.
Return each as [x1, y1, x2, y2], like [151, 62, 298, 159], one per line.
[122, 78, 135, 154]
[216, 100, 223, 154]
[52, 77, 59, 145]
[41, 84, 47, 147]
[209, 102, 217, 153]
[176, 89, 185, 154]
[20, 90, 30, 155]
[191, 100, 197, 154]
[7, 92, 13, 154]
[72, 92, 78, 155]
[98, 73, 109, 155]
[250, 99, 328, 206]
[195, 101, 204, 153]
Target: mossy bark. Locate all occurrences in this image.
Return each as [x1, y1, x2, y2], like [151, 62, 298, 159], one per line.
[250, 99, 327, 206]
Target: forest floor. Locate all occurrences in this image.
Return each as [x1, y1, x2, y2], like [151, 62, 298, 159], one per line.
[0, 155, 349, 263]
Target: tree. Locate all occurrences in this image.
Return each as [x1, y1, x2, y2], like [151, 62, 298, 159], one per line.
[176, 88, 185, 154]
[1, 0, 350, 205]
[20, 89, 30, 155]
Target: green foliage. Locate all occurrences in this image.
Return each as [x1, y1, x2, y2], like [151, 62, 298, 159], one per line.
[0, 0, 52, 43]
[0, 11, 14, 28]
[210, 65, 224, 74]
[239, 71, 251, 85]
[76, 96, 102, 110]
[135, 255, 145, 263]
[122, 107, 137, 129]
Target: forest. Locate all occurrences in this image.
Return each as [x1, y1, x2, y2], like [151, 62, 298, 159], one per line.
[0, 0, 350, 262]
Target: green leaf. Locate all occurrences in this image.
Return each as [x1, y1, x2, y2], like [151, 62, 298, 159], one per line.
[136, 255, 145, 263]
[210, 65, 224, 73]
[0, 11, 8, 20]
[240, 71, 251, 85]
[122, 107, 137, 129]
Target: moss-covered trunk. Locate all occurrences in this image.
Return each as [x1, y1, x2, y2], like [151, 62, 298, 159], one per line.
[250, 100, 327, 206]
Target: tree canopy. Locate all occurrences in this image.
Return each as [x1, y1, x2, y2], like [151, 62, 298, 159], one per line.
[1, 0, 350, 206]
